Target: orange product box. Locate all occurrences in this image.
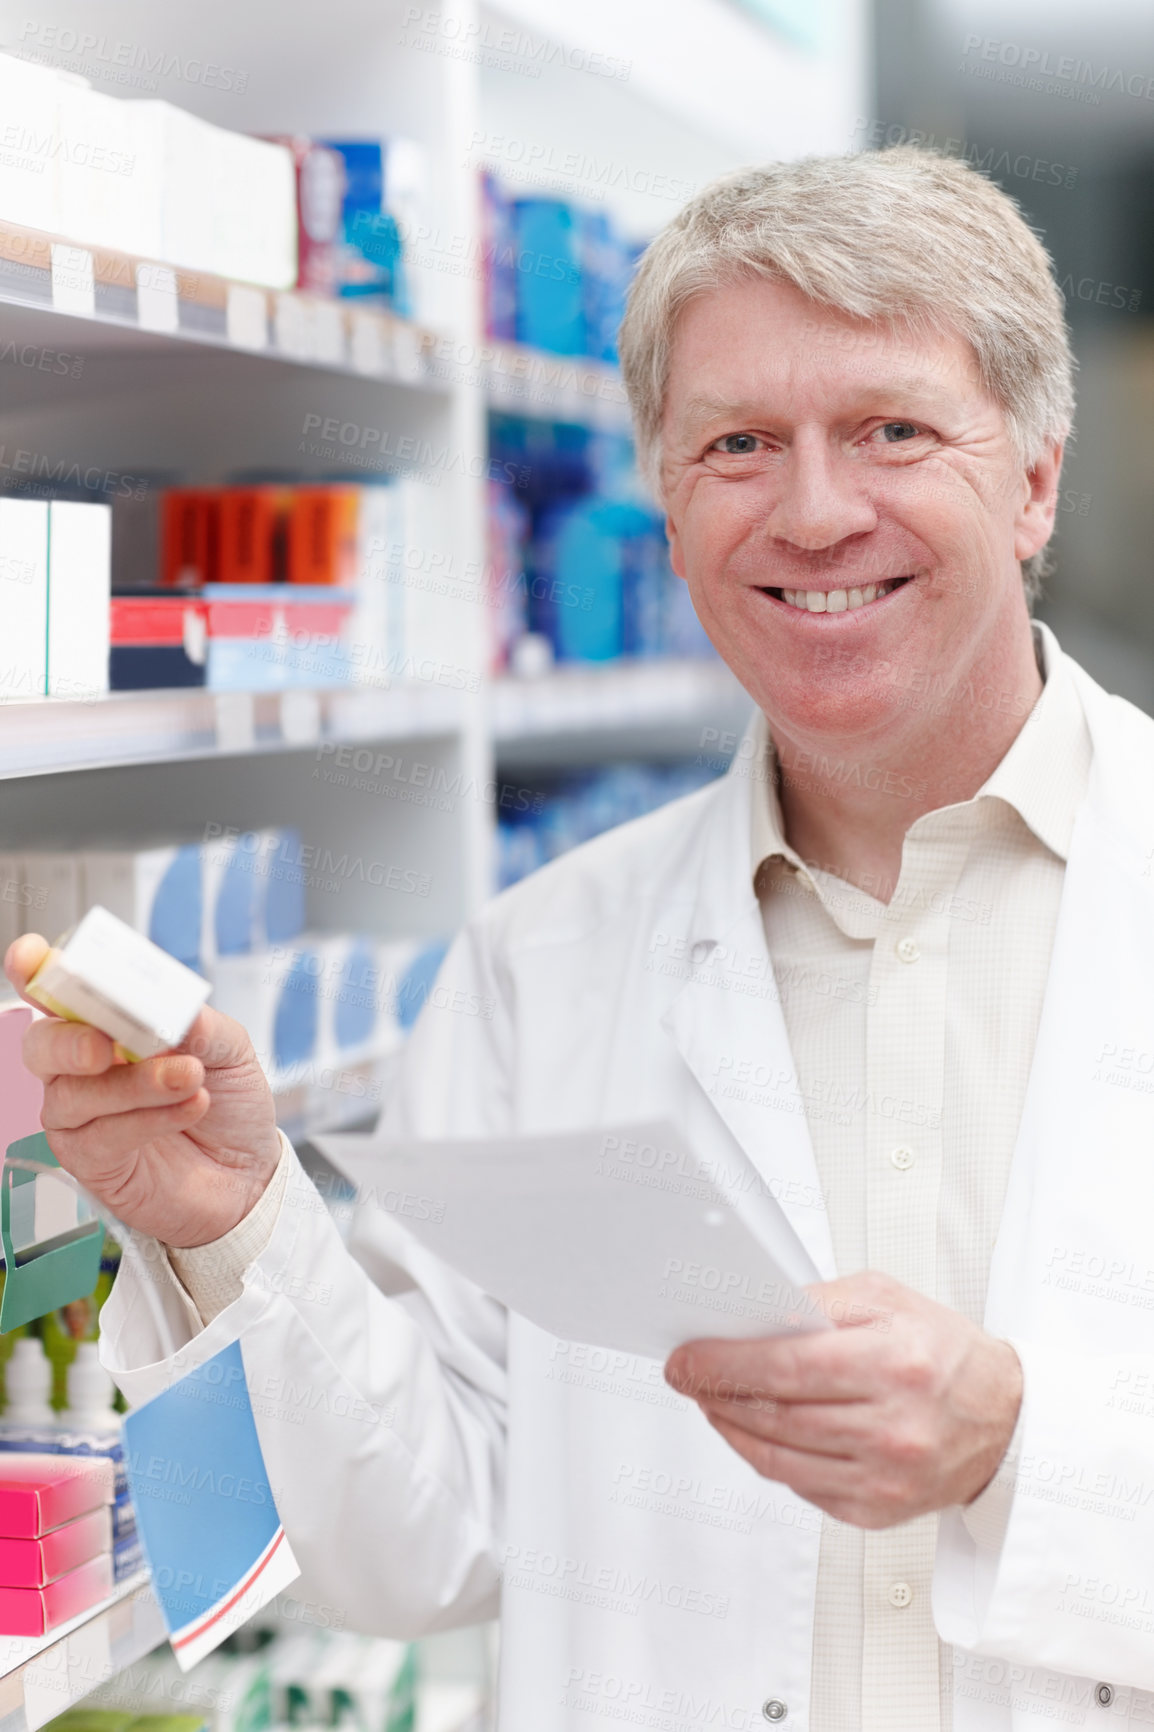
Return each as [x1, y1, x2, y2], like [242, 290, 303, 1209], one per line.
[289, 486, 360, 585]
[161, 490, 221, 586]
[219, 487, 294, 584]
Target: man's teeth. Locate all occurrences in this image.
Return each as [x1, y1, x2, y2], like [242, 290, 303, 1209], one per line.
[779, 580, 901, 613]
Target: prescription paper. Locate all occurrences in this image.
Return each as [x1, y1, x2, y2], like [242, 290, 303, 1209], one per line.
[315, 1120, 829, 1361]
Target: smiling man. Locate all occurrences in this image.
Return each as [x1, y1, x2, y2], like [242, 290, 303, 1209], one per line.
[9, 149, 1154, 1731]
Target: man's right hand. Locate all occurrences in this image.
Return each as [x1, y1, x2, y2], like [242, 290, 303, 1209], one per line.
[5, 934, 283, 1249]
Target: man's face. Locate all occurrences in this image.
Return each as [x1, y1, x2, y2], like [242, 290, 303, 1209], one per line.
[661, 278, 1061, 748]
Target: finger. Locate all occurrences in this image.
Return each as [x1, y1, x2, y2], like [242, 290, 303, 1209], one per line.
[700, 1396, 869, 1458]
[5, 933, 49, 998]
[808, 1272, 908, 1331]
[23, 1015, 118, 1083]
[667, 1330, 883, 1405]
[43, 1053, 206, 1132]
[178, 1006, 256, 1073]
[47, 1091, 211, 1170]
[707, 1411, 859, 1503]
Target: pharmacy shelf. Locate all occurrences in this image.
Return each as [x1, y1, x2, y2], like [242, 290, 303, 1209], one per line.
[0, 219, 445, 391]
[492, 659, 752, 765]
[477, 341, 630, 430]
[0, 1572, 163, 1732]
[0, 683, 470, 780]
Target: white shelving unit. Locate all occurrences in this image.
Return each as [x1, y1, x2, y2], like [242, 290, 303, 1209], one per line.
[0, 1576, 162, 1732]
[0, 0, 866, 1721]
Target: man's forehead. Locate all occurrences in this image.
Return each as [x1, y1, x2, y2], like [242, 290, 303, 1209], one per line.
[673, 369, 966, 428]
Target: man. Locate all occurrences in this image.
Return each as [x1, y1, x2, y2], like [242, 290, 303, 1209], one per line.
[9, 148, 1154, 1730]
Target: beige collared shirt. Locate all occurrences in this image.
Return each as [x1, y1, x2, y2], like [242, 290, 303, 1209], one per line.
[751, 622, 1092, 1731]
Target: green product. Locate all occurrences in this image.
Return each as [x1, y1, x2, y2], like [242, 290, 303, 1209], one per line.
[0, 1133, 104, 1336]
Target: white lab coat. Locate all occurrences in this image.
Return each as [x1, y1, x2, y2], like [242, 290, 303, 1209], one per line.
[102, 646, 1154, 1731]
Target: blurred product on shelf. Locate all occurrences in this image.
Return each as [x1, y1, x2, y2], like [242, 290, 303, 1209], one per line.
[74, 1617, 442, 1732]
[148, 478, 473, 693]
[0, 53, 296, 287]
[497, 760, 724, 888]
[0, 498, 111, 701]
[266, 136, 347, 297]
[321, 138, 428, 318]
[46, 1717, 206, 1732]
[0, 1340, 140, 1586]
[0, 1452, 114, 1634]
[481, 175, 639, 362]
[486, 421, 712, 668]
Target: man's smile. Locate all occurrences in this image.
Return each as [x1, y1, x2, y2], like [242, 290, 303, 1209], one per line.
[760, 576, 915, 613]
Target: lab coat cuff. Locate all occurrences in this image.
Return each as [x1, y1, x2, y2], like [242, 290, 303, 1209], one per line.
[167, 1133, 293, 1324]
[960, 1402, 1025, 1552]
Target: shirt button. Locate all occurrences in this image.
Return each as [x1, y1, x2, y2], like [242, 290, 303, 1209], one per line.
[762, 1702, 788, 1723]
[890, 1146, 916, 1171]
[895, 936, 920, 963]
[1096, 1683, 1114, 1707]
[888, 1581, 914, 1608]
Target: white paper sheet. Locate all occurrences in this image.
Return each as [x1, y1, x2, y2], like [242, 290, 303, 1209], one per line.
[314, 1120, 829, 1361]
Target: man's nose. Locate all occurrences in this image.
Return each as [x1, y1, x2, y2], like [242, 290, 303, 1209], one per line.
[769, 441, 877, 552]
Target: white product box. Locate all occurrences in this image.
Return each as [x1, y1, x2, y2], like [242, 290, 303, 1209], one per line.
[210, 940, 321, 1078]
[309, 934, 385, 1067]
[26, 904, 211, 1059]
[128, 103, 296, 288]
[0, 53, 65, 233]
[82, 845, 203, 970]
[20, 853, 81, 941]
[54, 82, 161, 258]
[200, 826, 306, 965]
[0, 498, 48, 700]
[47, 500, 111, 700]
[348, 485, 396, 690]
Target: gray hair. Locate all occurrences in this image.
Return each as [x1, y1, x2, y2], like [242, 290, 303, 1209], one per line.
[618, 147, 1076, 603]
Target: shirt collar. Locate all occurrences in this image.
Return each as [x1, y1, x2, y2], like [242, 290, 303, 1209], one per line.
[749, 620, 1092, 888]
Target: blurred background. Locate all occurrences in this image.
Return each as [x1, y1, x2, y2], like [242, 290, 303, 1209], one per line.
[875, 0, 1154, 709]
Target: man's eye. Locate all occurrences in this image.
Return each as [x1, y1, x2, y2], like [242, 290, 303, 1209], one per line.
[715, 434, 760, 454]
[879, 421, 921, 443]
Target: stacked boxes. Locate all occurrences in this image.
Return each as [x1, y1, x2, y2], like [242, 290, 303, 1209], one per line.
[0, 52, 296, 289]
[0, 1454, 114, 1635]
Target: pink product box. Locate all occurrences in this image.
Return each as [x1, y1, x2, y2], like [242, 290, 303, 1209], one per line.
[0, 1505, 111, 1589]
[0, 1552, 112, 1636]
[0, 1455, 113, 1538]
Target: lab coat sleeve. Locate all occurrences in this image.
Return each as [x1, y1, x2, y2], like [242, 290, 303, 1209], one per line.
[934, 1335, 1154, 1692]
[99, 918, 514, 1638]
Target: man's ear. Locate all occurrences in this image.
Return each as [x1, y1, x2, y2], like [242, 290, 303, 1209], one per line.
[665, 514, 688, 581]
[1013, 439, 1065, 562]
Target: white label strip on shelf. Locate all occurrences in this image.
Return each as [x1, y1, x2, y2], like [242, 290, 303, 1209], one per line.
[135, 262, 179, 335]
[392, 321, 423, 382]
[274, 292, 313, 362]
[350, 310, 387, 376]
[214, 691, 256, 753]
[312, 300, 345, 367]
[50, 245, 95, 318]
[226, 284, 268, 351]
[23, 1612, 111, 1731]
[280, 689, 321, 745]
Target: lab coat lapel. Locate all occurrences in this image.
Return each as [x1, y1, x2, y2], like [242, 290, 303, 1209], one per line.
[660, 747, 837, 1282]
[985, 664, 1154, 1341]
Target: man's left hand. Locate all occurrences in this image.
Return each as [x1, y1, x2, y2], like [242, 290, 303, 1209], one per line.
[664, 1270, 1022, 1529]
